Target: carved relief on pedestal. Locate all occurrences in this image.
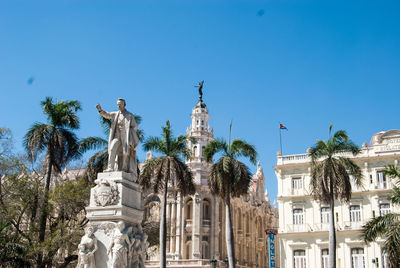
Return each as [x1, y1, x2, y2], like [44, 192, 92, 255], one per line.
[93, 179, 119, 207]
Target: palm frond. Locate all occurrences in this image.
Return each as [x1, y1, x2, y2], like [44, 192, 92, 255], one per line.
[23, 123, 52, 161]
[100, 116, 112, 136]
[309, 140, 329, 160]
[79, 137, 107, 153]
[388, 185, 400, 205]
[362, 213, 400, 242]
[139, 157, 165, 191]
[230, 139, 257, 165]
[143, 137, 165, 154]
[204, 138, 228, 162]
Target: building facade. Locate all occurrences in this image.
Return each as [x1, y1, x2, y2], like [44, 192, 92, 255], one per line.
[143, 96, 278, 268]
[275, 130, 400, 268]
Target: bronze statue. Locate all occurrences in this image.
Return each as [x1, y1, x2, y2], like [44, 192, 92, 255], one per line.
[196, 80, 204, 101]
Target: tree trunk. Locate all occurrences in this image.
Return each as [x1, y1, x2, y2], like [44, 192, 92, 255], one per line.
[329, 177, 336, 268]
[37, 158, 52, 267]
[160, 161, 170, 268]
[225, 193, 236, 268]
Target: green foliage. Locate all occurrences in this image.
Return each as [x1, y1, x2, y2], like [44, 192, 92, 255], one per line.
[140, 120, 195, 268]
[203, 124, 257, 268]
[362, 165, 400, 267]
[204, 134, 257, 199]
[309, 125, 362, 203]
[140, 120, 196, 196]
[0, 170, 90, 267]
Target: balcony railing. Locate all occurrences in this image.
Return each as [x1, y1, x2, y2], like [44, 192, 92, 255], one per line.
[313, 223, 330, 231]
[285, 224, 311, 232]
[342, 221, 363, 230]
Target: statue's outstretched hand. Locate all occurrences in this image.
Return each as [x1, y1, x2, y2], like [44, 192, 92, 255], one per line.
[96, 104, 102, 112]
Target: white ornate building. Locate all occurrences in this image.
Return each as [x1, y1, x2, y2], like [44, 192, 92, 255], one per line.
[275, 130, 400, 268]
[143, 96, 278, 268]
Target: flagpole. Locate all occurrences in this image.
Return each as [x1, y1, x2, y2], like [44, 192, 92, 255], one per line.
[279, 123, 283, 154]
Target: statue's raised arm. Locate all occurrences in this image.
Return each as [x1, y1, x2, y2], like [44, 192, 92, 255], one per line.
[96, 98, 139, 178]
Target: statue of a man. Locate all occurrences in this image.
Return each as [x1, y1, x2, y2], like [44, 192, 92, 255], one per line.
[96, 98, 139, 174]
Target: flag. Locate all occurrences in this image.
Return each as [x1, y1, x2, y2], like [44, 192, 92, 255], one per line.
[279, 123, 288, 130]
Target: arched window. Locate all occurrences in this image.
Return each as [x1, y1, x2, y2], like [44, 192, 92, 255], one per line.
[185, 242, 192, 259]
[186, 199, 193, 220]
[202, 146, 205, 157]
[203, 199, 211, 221]
[201, 241, 210, 259]
[193, 146, 198, 157]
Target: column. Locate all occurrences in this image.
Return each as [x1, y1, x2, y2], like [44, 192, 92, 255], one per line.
[175, 194, 182, 259]
[170, 200, 176, 254]
[192, 192, 201, 259]
[213, 197, 220, 259]
[166, 201, 170, 254]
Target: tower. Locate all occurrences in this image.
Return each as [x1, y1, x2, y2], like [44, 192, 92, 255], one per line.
[186, 88, 214, 184]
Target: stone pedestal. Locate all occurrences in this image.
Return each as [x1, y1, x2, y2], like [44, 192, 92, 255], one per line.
[78, 172, 147, 268]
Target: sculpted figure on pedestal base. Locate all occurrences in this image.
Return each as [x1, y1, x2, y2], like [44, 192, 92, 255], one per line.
[96, 98, 139, 176]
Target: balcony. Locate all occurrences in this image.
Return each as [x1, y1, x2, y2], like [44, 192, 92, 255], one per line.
[285, 224, 311, 233]
[291, 188, 305, 196]
[342, 221, 363, 230]
[313, 223, 330, 231]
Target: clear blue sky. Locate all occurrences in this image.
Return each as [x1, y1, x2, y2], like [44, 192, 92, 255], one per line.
[1, 0, 400, 203]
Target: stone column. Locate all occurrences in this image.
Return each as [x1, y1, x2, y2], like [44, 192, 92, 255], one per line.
[175, 194, 183, 259]
[166, 200, 170, 254]
[192, 192, 201, 259]
[170, 200, 176, 254]
[214, 198, 220, 259]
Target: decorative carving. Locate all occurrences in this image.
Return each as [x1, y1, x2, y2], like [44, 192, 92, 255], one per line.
[76, 226, 97, 268]
[106, 221, 148, 268]
[94, 179, 119, 207]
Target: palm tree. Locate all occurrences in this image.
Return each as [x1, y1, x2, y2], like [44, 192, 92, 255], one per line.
[139, 120, 195, 268]
[79, 115, 144, 182]
[203, 124, 257, 268]
[362, 165, 400, 267]
[23, 97, 82, 267]
[309, 124, 362, 268]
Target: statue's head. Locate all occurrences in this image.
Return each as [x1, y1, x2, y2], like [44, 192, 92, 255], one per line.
[117, 98, 126, 111]
[85, 226, 94, 236]
[117, 221, 125, 231]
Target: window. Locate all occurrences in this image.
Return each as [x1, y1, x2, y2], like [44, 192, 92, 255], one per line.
[293, 250, 306, 268]
[186, 200, 193, 219]
[193, 146, 198, 157]
[321, 207, 330, 224]
[351, 248, 365, 268]
[321, 249, 329, 268]
[201, 242, 210, 259]
[293, 209, 304, 225]
[185, 242, 192, 259]
[203, 200, 210, 220]
[377, 171, 388, 189]
[350, 205, 361, 223]
[292, 177, 303, 190]
[379, 203, 391, 216]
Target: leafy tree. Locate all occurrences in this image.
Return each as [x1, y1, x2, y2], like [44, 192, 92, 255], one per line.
[362, 165, 400, 267]
[0, 170, 90, 267]
[309, 124, 362, 268]
[23, 97, 82, 267]
[79, 115, 144, 182]
[203, 124, 257, 268]
[139, 120, 195, 268]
